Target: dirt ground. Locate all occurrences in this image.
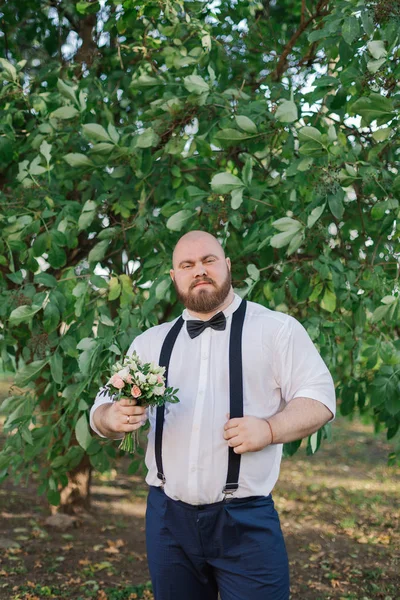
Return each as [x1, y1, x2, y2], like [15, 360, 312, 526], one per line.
[0, 416, 399, 600]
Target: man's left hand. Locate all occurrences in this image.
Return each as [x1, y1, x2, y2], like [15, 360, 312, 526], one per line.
[224, 416, 272, 454]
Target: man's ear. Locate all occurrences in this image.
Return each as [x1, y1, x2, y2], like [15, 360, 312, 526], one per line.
[170, 269, 175, 281]
[226, 257, 231, 271]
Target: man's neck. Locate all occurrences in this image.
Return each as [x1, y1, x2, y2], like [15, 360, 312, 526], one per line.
[186, 289, 235, 321]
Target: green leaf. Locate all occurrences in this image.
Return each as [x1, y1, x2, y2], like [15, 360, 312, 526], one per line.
[88, 239, 109, 262]
[211, 172, 244, 194]
[286, 231, 304, 255]
[131, 73, 160, 87]
[328, 191, 344, 219]
[368, 40, 387, 60]
[166, 210, 195, 231]
[50, 353, 63, 385]
[361, 11, 374, 35]
[309, 431, 319, 454]
[367, 58, 386, 74]
[78, 199, 97, 231]
[34, 273, 58, 288]
[29, 156, 46, 175]
[15, 359, 48, 387]
[82, 123, 111, 143]
[214, 129, 252, 142]
[47, 490, 61, 506]
[270, 230, 298, 249]
[371, 201, 388, 220]
[183, 74, 209, 95]
[321, 288, 336, 313]
[108, 276, 121, 301]
[76, 0, 100, 15]
[99, 313, 114, 326]
[231, 188, 243, 210]
[275, 100, 298, 123]
[242, 158, 253, 187]
[107, 123, 120, 144]
[57, 79, 77, 105]
[135, 128, 160, 148]
[372, 127, 392, 142]
[298, 126, 322, 143]
[272, 217, 302, 232]
[89, 142, 114, 154]
[9, 304, 42, 325]
[185, 186, 208, 201]
[155, 278, 171, 300]
[50, 106, 79, 119]
[342, 16, 360, 45]
[247, 264, 260, 281]
[307, 205, 325, 228]
[90, 274, 109, 289]
[75, 414, 92, 451]
[235, 115, 257, 133]
[40, 140, 52, 165]
[47, 244, 66, 268]
[0, 58, 17, 81]
[371, 304, 390, 324]
[350, 94, 395, 125]
[64, 153, 94, 168]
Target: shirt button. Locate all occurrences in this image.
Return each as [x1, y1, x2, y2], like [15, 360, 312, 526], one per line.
[191, 466, 196, 472]
[202, 353, 208, 360]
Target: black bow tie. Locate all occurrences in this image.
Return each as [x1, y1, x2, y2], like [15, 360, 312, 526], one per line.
[186, 311, 226, 339]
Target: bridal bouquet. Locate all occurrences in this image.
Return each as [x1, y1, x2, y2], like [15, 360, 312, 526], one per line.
[104, 352, 179, 453]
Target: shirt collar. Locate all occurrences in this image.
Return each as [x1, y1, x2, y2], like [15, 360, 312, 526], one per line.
[182, 293, 243, 322]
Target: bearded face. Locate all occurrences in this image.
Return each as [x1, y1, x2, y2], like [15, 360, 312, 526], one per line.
[173, 269, 232, 313]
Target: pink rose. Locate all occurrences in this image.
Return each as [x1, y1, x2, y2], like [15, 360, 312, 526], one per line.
[157, 374, 164, 384]
[131, 385, 142, 398]
[126, 374, 133, 384]
[110, 374, 125, 390]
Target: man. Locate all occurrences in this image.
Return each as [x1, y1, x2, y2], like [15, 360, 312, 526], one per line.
[90, 230, 335, 600]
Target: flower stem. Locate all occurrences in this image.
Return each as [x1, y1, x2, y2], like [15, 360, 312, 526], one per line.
[118, 431, 139, 454]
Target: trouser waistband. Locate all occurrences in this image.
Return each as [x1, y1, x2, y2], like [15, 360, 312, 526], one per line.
[151, 485, 269, 510]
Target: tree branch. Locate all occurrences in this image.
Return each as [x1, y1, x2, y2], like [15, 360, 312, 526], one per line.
[271, 0, 331, 81]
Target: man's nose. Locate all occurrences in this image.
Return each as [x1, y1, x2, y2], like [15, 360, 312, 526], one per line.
[194, 263, 207, 277]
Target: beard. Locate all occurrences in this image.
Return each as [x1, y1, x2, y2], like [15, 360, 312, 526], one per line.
[173, 270, 232, 313]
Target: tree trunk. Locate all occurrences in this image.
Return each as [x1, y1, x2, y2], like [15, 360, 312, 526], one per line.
[51, 454, 92, 515]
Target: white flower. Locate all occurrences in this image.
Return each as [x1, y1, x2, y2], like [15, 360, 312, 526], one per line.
[137, 371, 146, 383]
[148, 374, 158, 385]
[116, 366, 130, 380]
[153, 385, 165, 396]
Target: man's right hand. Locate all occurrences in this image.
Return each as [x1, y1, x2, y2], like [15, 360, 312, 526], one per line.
[92, 397, 147, 439]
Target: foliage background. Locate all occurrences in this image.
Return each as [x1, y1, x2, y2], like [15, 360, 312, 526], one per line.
[0, 0, 399, 506]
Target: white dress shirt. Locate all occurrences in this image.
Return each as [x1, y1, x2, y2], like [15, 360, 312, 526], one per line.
[90, 294, 336, 505]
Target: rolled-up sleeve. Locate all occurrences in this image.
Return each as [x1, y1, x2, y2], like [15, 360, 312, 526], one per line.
[274, 316, 336, 418]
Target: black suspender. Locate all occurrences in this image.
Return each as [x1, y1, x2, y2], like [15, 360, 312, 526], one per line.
[155, 300, 247, 497]
[223, 298, 247, 496]
[156, 316, 184, 485]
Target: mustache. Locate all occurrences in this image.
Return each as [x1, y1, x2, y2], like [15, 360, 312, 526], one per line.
[190, 277, 215, 290]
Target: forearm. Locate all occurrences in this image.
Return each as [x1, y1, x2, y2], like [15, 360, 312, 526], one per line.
[268, 397, 333, 444]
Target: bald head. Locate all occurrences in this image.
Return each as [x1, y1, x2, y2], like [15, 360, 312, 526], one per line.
[172, 231, 225, 268]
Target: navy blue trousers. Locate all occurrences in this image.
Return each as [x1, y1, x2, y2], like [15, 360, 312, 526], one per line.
[146, 486, 290, 600]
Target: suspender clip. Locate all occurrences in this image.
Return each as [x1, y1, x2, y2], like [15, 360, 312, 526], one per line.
[222, 483, 238, 500]
[157, 472, 166, 488]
